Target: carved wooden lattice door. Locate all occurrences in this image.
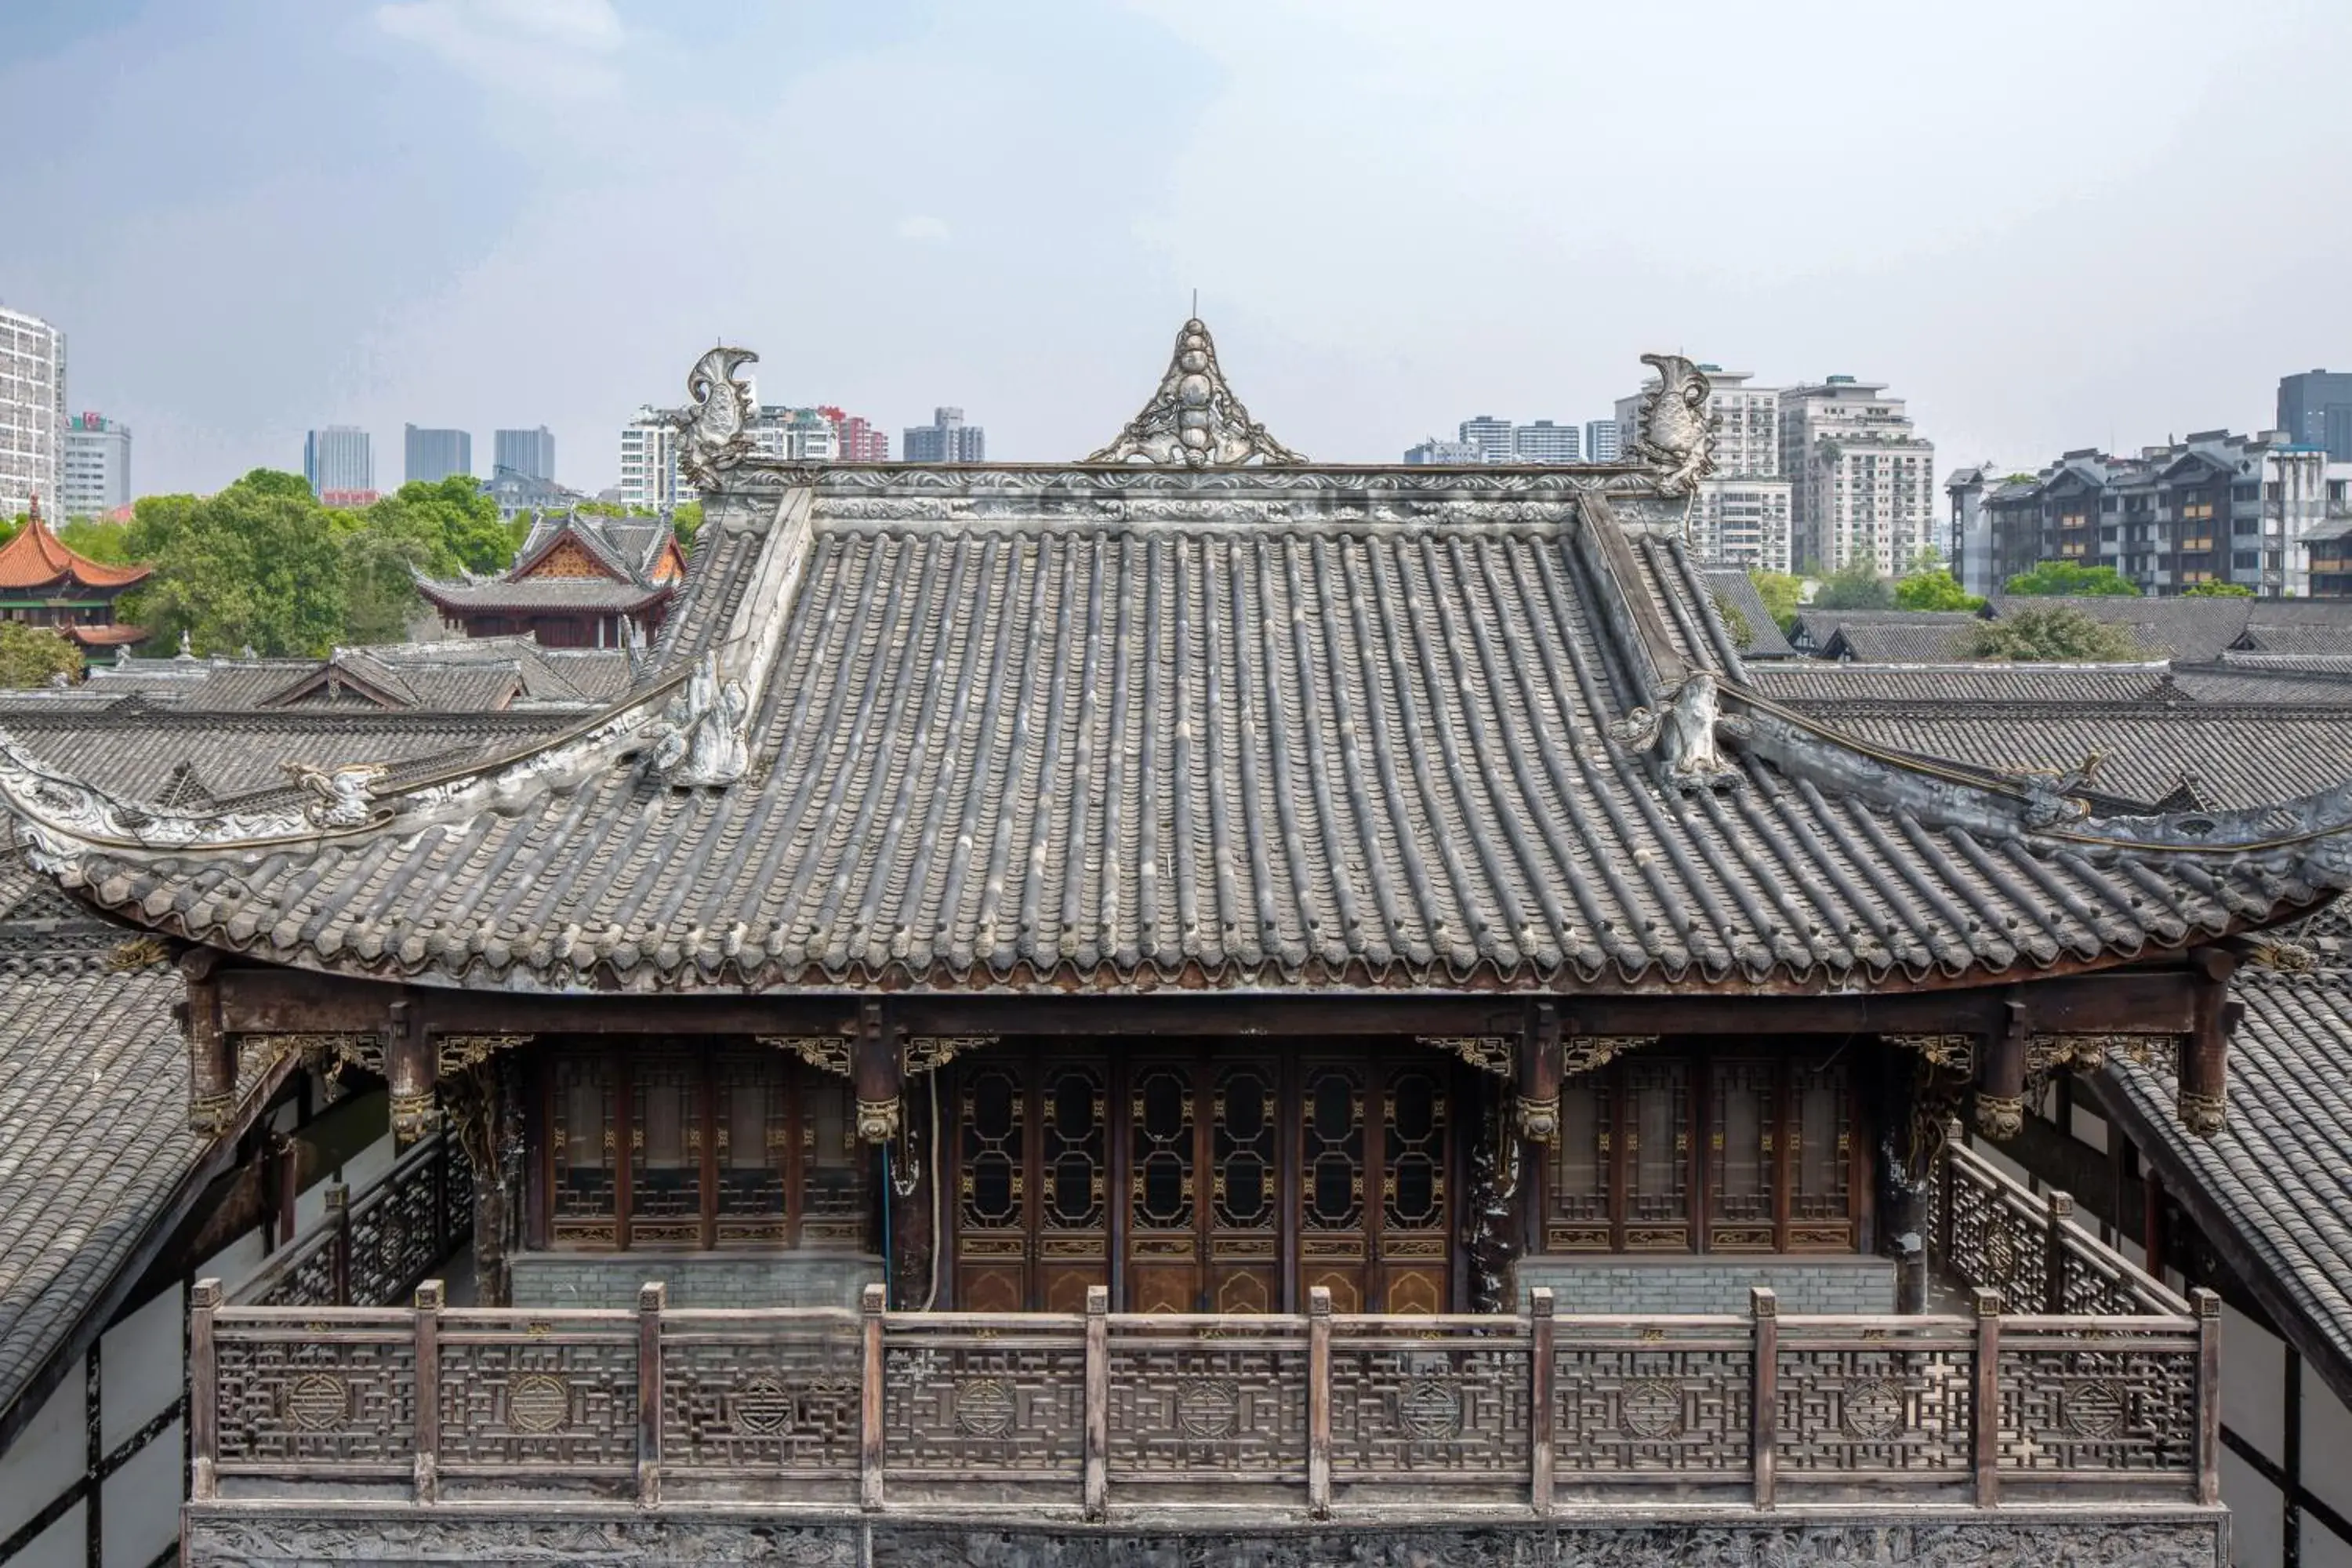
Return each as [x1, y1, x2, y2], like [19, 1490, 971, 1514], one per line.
[1298, 1057, 1451, 1314]
[953, 1054, 1109, 1313]
[1123, 1054, 1283, 1314]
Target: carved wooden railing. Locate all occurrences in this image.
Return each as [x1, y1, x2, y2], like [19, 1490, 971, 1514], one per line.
[232, 1129, 471, 1308]
[191, 1279, 2220, 1515]
[1935, 1117, 2189, 1319]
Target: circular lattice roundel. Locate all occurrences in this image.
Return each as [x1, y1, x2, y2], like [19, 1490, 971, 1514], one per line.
[504, 1373, 573, 1434]
[953, 1377, 1016, 1438]
[1840, 1378, 1904, 1439]
[1618, 1379, 1683, 1439]
[731, 1375, 793, 1436]
[1399, 1379, 1464, 1439]
[282, 1373, 350, 1432]
[1176, 1377, 1240, 1439]
[2063, 1380, 2127, 1438]
[1982, 1226, 2017, 1284]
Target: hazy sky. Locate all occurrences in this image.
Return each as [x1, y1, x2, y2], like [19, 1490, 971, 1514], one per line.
[6, 0, 2350, 496]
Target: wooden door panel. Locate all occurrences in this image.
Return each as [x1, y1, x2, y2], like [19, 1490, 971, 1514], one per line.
[1298, 1063, 1372, 1313]
[1036, 1064, 1108, 1312]
[1126, 1061, 1201, 1312]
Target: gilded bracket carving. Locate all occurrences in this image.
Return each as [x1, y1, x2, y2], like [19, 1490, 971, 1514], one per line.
[855, 1098, 902, 1145]
[235, 1031, 383, 1087]
[760, 1035, 852, 1076]
[1563, 1034, 1657, 1076]
[1884, 1033, 1976, 1076]
[1417, 1035, 1514, 1077]
[905, 1036, 997, 1075]
[436, 1033, 531, 1076]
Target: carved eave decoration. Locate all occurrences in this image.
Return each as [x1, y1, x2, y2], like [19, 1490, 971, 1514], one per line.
[1088, 318, 1307, 468]
[1417, 1035, 1513, 1076]
[1563, 1035, 1657, 1076]
[437, 1033, 533, 1076]
[761, 1035, 851, 1076]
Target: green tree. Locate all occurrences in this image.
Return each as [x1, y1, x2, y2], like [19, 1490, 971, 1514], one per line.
[362, 476, 512, 576]
[670, 501, 703, 553]
[2004, 561, 2141, 597]
[1812, 563, 1896, 611]
[2181, 580, 2253, 597]
[1748, 571, 1802, 633]
[53, 517, 138, 564]
[1893, 568, 1986, 612]
[1960, 606, 2145, 662]
[119, 470, 349, 655]
[1708, 590, 1753, 650]
[0, 623, 82, 688]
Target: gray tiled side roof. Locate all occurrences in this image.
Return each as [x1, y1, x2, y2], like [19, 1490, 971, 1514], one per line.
[1823, 620, 1980, 662]
[2169, 667, 2352, 706]
[1744, 662, 2178, 705]
[1986, 595, 2254, 662]
[0, 942, 193, 1423]
[415, 577, 672, 611]
[1698, 571, 1797, 660]
[20, 501, 2352, 994]
[2098, 963, 2352, 1402]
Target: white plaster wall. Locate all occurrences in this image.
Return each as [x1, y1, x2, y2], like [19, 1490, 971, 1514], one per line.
[0, 1376, 84, 1544]
[197, 1227, 267, 1298]
[2306, 1357, 2352, 1526]
[2067, 1103, 2107, 1151]
[99, 1283, 183, 1453]
[2222, 1303, 2287, 1457]
[7, 1501, 82, 1568]
[99, 1414, 180, 1568]
[2226, 1446, 2285, 1566]
[2307, 1519, 2352, 1568]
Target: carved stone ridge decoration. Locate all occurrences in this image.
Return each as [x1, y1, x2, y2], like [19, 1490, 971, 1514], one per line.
[672, 345, 760, 489]
[1609, 673, 1747, 791]
[1563, 1035, 1657, 1077]
[2178, 1090, 2226, 1139]
[1630, 354, 1717, 498]
[436, 1033, 530, 1076]
[282, 760, 390, 829]
[1175, 1377, 1240, 1439]
[1415, 1035, 1512, 1076]
[905, 1036, 997, 1075]
[1617, 1378, 1684, 1439]
[855, 1096, 902, 1145]
[503, 1373, 573, 1434]
[1087, 318, 1306, 469]
[953, 1377, 1016, 1438]
[1885, 1033, 1975, 1074]
[762, 1035, 851, 1076]
[643, 652, 750, 789]
[282, 1373, 351, 1432]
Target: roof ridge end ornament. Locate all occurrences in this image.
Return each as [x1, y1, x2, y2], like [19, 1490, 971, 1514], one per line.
[1609, 672, 1747, 791]
[1087, 317, 1306, 468]
[641, 652, 749, 789]
[1632, 354, 1716, 498]
[671, 345, 761, 490]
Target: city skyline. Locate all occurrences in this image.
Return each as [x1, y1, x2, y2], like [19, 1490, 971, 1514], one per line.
[6, 1, 2346, 498]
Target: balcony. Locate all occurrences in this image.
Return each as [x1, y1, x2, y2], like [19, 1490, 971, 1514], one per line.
[184, 1128, 2217, 1550]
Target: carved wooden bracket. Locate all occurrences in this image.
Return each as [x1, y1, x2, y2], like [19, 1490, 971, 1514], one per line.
[760, 1035, 851, 1076]
[905, 1036, 997, 1076]
[1417, 1036, 1514, 1077]
[436, 1033, 531, 1076]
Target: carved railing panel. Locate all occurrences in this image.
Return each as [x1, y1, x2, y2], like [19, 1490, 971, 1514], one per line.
[212, 1312, 416, 1473]
[1105, 1322, 1308, 1480]
[240, 1131, 469, 1309]
[1774, 1328, 1974, 1479]
[435, 1311, 637, 1475]
[1552, 1327, 1750, 1476]
[662, 1313, 862, 1478]
[1935, 1129, 2187, 1319]
[879, 1318, 1087, 1477]
[1327, 1327, 1529, 1481]
[1997, 1324, 2200, 1477]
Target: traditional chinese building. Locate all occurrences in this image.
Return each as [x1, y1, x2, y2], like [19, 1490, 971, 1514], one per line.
[415, 509, 684, 648]
[0, 494, 151, 649]
[6, 324, 2349, 1565]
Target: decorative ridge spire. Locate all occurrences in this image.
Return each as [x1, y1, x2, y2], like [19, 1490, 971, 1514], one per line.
[1088, 318, 1305, 467]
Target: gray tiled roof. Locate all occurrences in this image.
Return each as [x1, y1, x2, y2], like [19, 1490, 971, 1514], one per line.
[0, 871, 194, 1426]
[1699, 570, 1797, 659]
[1744, 662, 2179, 706]
[1985, 595, 2256, 663]
[2097, 958, 2352, 1402]
[10, 473, 2349, 996]
[414, 576, 671, 612]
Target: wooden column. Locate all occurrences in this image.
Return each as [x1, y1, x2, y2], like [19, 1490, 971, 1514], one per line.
[325, 1183, 352, 1306]
[387, 999, 437, 1148]
[1083, 1285, 1109, 1520]
[1975, 1001, 2027, 1140]
[189, 1278, 222, 1501]
[180, 951, 236, 1135]
[1307, 1287, 1333, 1520]
[1528, 1287, 1554, 1517]
[852, 1003, 904, 1146]
[637, 1282, 664, 1505]
[412, 1279, 443, 1504]
[1516, 1003, 1562, 1142]
[2179, 949, 2238, 1137]
[2192, 1287, 2222, 1507]
[1971, 1287, 2002, 1507]
[1750, 1287, 1778, 1510]
[2042, 1190, 2074, 1314]
[859, 1283, 886, 1512]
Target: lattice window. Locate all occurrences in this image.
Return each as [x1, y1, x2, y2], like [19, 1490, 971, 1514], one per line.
[550, 1056, 617, 1245]
[1301, 1067, 1365, 1232]
[1708, 1059, 1776, 1251]
[630, 1054, 702, 1244]
[1213, 1065, 1277, 1230]
[1382, 1068, 1446, 1231]
[1788, 1058, 1854, 1249]
[1623, 1058, 1690, 1250]
[715, 1052, 786, 1245]
[960, 1066, 1025, 1233]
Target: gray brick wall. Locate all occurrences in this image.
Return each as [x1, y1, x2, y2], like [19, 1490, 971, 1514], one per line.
[510, 1252, 880, 1311]
[1515, 1256, 1894, 1316]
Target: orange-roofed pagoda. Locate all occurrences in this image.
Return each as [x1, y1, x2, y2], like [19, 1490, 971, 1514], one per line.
[0, 495, 151, 648]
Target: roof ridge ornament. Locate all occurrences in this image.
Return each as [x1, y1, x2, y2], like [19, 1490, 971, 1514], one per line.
[1088, 318, 1305, 468]
[1631, 354, 1716, 497]
[673, 346, 760, 490]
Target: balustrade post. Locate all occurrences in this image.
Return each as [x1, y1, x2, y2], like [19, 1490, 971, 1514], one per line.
[189, 1279, 221, 1502]
[413, 1279, 443, 1504]
[2042, 1191, 2074, 1314]
[1970, 1287, 2001, 1507]
[1307, 1287, 1332, 1521]
[2192, 1287, 2221, 1506]
[637, 1282, 664, 1506]
[1938, 1118, 1964, 1273]
[1083, 1286, 1109, 1521]
[326, 1183, 351, 1307]
[1750, 1287, 1778, 1510]
[431, 1131, 450, 1258]
[1528, 1288, 1554, 1517]
[859, 1283, 886, 1512]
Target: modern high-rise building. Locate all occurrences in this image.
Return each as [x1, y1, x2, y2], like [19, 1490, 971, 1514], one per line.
[617, 408, 684, 513]
[303, 426, 374, 500]
[494, 426, 557, 483]
[1778, 376, 1937, 575]
[625, 403, 888, 506]
[1455, 416, 1513, 463]
[1512, 420, 1581, 463]
[0, 305, 67, 520]
[832, 412, 887, 462]
[1584, 419, 1622, 463]
[1403, 437, 1479, 464]
[2280, 369, 2352, 462]
[60, 412, 130, 519]
[1613, 369, 1792, 572]
[405, 425, 473, 485]
[904, 407, 985, 463]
